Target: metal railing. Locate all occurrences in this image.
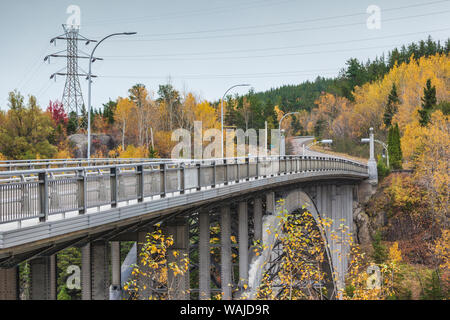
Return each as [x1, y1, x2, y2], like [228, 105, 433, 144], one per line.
[0, 158, 172, 171]
[0, 156, 367, 225]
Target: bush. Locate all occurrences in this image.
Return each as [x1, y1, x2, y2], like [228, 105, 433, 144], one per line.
[377, 156, 390, 179]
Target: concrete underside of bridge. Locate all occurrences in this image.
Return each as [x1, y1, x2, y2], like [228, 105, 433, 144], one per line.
[0, 172, 369, 300]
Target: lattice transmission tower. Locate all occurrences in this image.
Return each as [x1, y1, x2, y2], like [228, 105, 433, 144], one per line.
[45, 24, 99, 123]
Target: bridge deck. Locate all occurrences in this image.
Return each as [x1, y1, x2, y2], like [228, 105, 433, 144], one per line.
[0, 156, 368, 258]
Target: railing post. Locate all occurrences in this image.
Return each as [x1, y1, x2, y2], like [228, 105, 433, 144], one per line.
[38, 172, 48, 222]
[137, 165, 144, 202]
[236, 158, 240, 183]
[246, 157, 250, 181]
[78, 169, 87, 214]
[212, 161, 216, 188]
[224, 159, 228, 185]
[160, 163, 166, 198]
[110, 167, 118, 208]
[196, 163, 201, 191]
[255, 156, 259, 179]
[180, 163, 185, 194]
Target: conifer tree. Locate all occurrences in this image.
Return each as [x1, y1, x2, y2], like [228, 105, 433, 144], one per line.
[383, 83, 400, 127]
[418, 79, 437, 127]
[388, 123, 402, 169]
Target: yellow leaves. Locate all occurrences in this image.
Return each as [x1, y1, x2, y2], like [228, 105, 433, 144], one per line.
[388, 242, 402, 264]
[230, 235, 237, 243]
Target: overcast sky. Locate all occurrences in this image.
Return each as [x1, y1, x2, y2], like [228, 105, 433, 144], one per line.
[0, 0, 449, 111]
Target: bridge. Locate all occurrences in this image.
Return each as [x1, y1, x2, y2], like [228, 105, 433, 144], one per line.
[0, 154, 373, 300]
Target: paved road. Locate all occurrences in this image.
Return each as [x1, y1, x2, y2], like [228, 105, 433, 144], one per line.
[288, 136, 365, 164]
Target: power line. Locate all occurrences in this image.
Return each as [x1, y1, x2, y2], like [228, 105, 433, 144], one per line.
[101, 41, 445, 62]
[101, 28, 450, 59]
[130, 0, 450, 39]
[84, 0, 295, 26]
[104, 7, 450, 42]
[99, 68, 340, 80]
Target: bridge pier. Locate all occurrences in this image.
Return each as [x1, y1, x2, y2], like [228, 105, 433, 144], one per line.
[238, 201, 249, 290]
[165, 218, 190, 300]
[199, 211, 211, 300]
[220, 205, 232, 300]
[266, 192, 275, 215]
[253, 197, 263, 243]
[81, 241, 110, 300]
[0, 267, 19, 300]
[29, 255, 57, 300]
[109, 241, 122, 300]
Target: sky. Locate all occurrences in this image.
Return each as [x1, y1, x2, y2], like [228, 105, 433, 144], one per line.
[0, 0, 449, 111]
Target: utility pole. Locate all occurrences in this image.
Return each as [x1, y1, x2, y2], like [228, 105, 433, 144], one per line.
[45, 24, 99, 128]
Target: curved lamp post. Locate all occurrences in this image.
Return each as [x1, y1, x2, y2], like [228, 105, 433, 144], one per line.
[220, 84, 251, 158]
[87, 32, 137, 159]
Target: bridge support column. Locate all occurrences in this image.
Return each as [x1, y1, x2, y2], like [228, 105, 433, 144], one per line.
[199, 211, 210, 300]
[220, 205, 232, 300]
[81, 244, 91, 300]
[238, 201, 248, 289]
[0, 267, 19, 300]
[165, 218, 190, 300]
[92, 241, 110, 300]
[81, 241, 110, 300]
[253, 197, 263, 243]
[29, 255, 57, 300]
[109, 241, 122, 300]
[266, 192, 275, 215]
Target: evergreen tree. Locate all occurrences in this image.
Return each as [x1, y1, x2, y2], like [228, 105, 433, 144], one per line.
[372, 230, 388, 264]
[418, 79, 437, 127]
[421, 270, 445, 300]
[388, 123, 402, 169]
[383, 83, 400, 127]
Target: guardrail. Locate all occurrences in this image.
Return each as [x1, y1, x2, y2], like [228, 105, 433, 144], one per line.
[0, 156, 367, 225]
[0, 158, 172, 171]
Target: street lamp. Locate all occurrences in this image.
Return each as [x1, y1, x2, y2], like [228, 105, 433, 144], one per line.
[303, 139, 333, 156]
[361, 137, 389, 168]
[220, 84, 250, 158]
[86, 32, 137, 159]
[278, 112, 301, 156]
[360, 127, 378, 184]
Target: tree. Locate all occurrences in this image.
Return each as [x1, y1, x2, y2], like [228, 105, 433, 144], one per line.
[114, 97, 134, 149]
[0, 91, 57, 159]
[388, 123, 402, 169]
[418, 79, 437, 127]
[124, 228, 189, 300]
[383, 84, 400, 127]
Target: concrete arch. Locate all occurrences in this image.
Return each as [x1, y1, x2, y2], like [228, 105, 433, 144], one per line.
[245, 188, 339, 299]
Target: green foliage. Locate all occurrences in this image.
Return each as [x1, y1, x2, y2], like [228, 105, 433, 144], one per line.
[0, 91, 57, 159]
[102, 99, 117, 124]
[421, 270, 445, 300]
[383, 83, 400, 127]
[372, 230, 388, 264]
[436, 101, 450, 115]
[148, 145, 158, 158]
[388, 123, 402, 169]
[66, 112, 79, 136]
[418, 79, 437, 127]
[57, 285, 72, 300]
[57, 247, 81, 300]
[377, 155, 390, 179]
